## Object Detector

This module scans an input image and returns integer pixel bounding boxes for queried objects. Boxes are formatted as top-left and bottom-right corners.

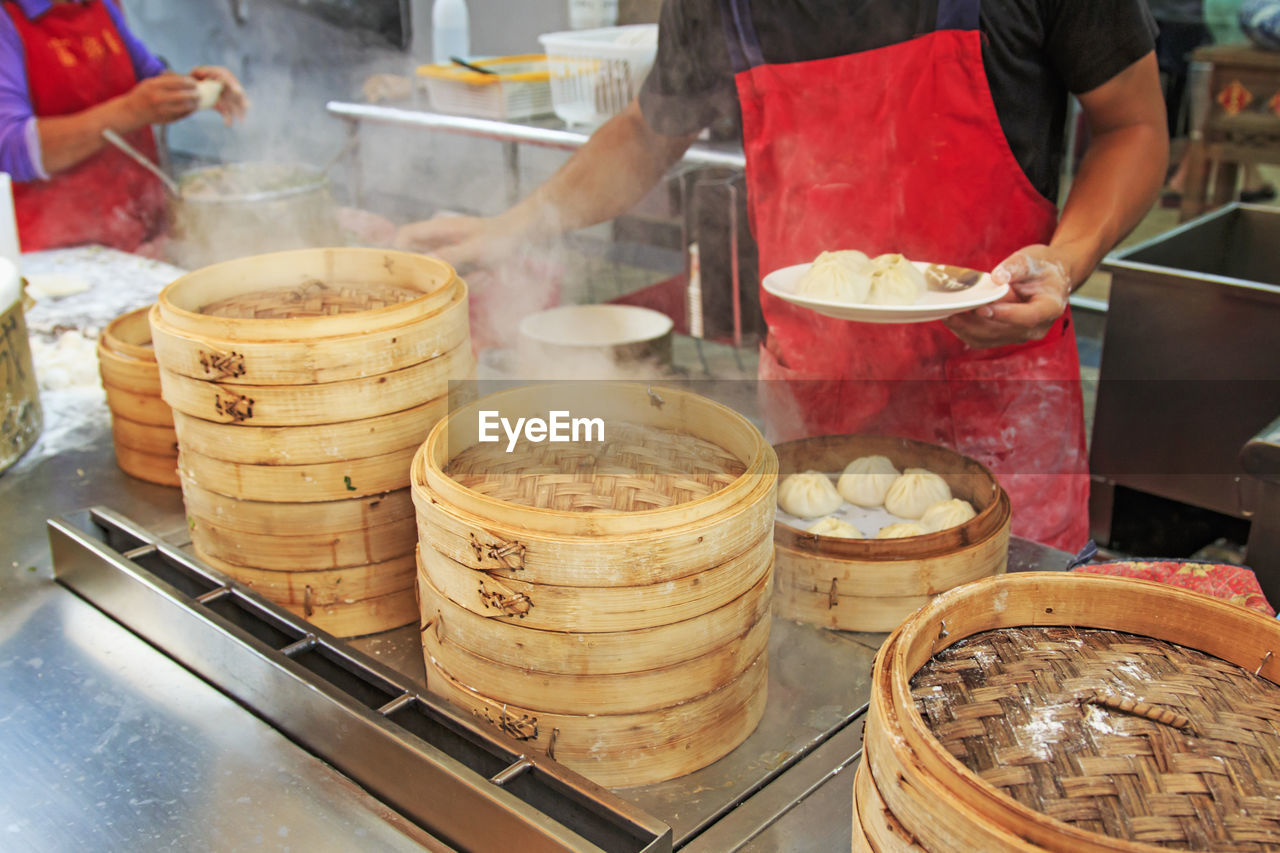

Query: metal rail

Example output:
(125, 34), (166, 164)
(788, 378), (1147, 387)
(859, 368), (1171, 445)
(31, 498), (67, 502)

(49, 507), (671, 853)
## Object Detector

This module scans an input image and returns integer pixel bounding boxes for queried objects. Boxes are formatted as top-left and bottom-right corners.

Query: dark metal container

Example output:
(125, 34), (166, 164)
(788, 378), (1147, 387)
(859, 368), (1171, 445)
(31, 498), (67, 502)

(1090, 203), (1280, 596)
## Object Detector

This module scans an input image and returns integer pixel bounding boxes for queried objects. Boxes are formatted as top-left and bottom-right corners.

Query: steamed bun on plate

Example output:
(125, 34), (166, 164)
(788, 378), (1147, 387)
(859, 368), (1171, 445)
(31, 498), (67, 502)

(837, 454), (900, 507)
(920, 498), (976, 532)
(883, 468), (952, 519)
(809, 516), (864, 539)
(778, 470), (843, 518)
(795, 250), (873, 302)
(877, 522), (927, 539)
(866, 253), (927, 306)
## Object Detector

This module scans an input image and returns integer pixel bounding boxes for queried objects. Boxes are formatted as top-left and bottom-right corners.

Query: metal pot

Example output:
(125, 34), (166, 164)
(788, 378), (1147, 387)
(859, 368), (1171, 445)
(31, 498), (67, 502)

(0, 260), (42, 474)
(168, 162), (342, 270)
(516, 304), (674, 379)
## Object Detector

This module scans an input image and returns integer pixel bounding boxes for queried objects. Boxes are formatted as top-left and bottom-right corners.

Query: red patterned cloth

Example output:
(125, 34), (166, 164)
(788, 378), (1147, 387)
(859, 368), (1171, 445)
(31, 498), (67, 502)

(1074, 561), (1276, 617)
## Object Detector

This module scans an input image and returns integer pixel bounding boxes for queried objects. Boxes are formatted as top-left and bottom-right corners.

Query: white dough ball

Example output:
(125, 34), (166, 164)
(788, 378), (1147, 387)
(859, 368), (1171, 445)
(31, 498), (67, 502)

(778, 470), (843, 518)
(808, 516), (864, 538)
(866, 253), (927, 306)
(837, 454), (900, 507)
(884, 468), (952, 519)
(920, 498), (977, 533)
(877, 522), (927, 539)
(795, 250), (873, 303)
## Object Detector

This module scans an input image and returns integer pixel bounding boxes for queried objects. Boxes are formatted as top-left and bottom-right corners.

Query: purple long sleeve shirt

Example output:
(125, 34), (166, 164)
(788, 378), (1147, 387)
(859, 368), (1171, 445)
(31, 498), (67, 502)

(0, 0), (164, 181)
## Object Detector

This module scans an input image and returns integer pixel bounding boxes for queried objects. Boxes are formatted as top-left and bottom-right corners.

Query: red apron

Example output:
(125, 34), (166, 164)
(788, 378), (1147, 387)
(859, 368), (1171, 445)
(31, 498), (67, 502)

(6, 0), (166, 253)
(724, 0), (1089, 550)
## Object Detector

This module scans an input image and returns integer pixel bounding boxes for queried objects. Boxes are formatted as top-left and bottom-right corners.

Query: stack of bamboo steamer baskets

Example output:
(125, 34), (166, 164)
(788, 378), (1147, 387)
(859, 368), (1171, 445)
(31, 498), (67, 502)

(774, 435), (1010, 633)
(855, 572), (1280, 852)
(151, 248), (473, 637)
(412, 382), (778, 787)
(98, 306), (179, 486)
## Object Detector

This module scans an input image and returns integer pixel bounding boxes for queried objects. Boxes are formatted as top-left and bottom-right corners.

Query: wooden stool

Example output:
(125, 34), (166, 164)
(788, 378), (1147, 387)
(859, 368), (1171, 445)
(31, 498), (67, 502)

(1181, 44), (1280, 221)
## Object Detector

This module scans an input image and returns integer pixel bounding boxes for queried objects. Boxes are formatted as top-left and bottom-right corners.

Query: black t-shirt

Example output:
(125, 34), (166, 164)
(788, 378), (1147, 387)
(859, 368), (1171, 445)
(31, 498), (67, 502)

(638, 0), (1157, 201)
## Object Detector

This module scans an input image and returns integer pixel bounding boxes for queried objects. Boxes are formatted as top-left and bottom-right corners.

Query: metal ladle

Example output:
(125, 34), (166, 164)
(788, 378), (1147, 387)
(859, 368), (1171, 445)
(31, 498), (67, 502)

(101, 128), (181, 197)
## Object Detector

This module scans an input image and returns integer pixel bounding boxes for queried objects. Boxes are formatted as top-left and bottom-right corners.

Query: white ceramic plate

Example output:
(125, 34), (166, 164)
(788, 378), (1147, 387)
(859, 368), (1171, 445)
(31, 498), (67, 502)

(762, 261), (1009, 324)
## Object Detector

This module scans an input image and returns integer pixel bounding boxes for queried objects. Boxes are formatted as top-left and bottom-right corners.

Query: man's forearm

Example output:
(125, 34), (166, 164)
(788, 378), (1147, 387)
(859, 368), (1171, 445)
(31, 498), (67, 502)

(1051, 122), (1166, 288)
(37, 95), (143, 175)
(496, 100), (698, 242)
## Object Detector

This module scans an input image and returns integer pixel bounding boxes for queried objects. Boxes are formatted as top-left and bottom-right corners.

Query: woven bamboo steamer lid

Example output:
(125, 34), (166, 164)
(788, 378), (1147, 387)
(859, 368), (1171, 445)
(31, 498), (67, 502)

(154, 247), (457, 342)
(110, 415), (178, 457)
(418, 381), (775, 536)
(179, 477), (413, 535)
(149, 281), (468, 386)
(424, 651), (768, 788)
(103, 382), (174, 427)
(414, 468), (776, 587)
(189, 513), (416, 571)
(195, 546), (416, 638)
(98, 306), (162, 393)
(418, 530), (772, 632)
(417, 565), (773, 676)
(863, 625), (1046, 853)
(178, 443), (419, 502)
(869, 573), (1280, 853)
(111, 437), (180, 487)
(169, 396), (447, 466)
(194, 546), (414, 606)
(158, 342), (473, 426)
(421, 580), (770, 714)
(772, 434), (1010, 632)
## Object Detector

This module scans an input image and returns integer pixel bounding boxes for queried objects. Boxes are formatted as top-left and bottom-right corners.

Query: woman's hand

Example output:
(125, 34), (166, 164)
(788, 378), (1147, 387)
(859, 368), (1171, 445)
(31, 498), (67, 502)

(123, 72), (199, 125)
(943, 244), (1078, 349)
(190, 66), (250, 125)
(393, 214), (502, 273)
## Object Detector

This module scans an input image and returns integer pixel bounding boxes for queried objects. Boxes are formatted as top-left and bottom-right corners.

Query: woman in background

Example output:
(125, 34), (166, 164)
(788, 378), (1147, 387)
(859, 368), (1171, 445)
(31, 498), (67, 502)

(0, 0), (247, 254)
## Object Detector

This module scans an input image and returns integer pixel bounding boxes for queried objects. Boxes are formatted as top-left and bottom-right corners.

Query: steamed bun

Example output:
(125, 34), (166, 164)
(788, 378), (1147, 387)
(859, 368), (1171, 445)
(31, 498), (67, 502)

(884, 468), (952, 519)
(837, 455), (900, 507)
(795, 250), (873, 302)
(809, 516), (864, 539)
(877, 522), (928, 539)
(866, 253), (927, 306)
(920, 498), (976, 532)
(778, 471), (843, 518)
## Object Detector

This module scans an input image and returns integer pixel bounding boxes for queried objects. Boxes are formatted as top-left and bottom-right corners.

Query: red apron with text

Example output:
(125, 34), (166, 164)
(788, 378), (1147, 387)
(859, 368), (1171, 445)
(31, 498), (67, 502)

(723, 0), (1089, 550)
(6, 0), (166, 253)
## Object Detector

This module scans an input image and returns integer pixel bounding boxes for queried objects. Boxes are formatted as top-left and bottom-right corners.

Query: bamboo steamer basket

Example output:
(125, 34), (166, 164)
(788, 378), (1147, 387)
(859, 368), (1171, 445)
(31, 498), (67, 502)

(414, 382), (777, 785)
(194, 546), (416, 636)
(110, 415), (178, 457)
(427, 647), (769, 789)
(179, 478), (414, 535)
(150, 279), (468, 386)
(195, 547), (415, 608)
(157, 344), (471, 427)
(178, 443), (420, 503)
(153, 248), (457, 343)
(110, 439), (179, 487)
(417, 563), (773, 676)
(412, 384), (777, 586)
(859, 573), (1280, 853)
(773, 435), (1010, 633)
(418, 530), (773, 632)
(151, 248), (472, 638)
(419, 554), (771, 714)
(170, 397), (448, 466)
(189, 513), (417, 571)
(99, 306), (179, 486)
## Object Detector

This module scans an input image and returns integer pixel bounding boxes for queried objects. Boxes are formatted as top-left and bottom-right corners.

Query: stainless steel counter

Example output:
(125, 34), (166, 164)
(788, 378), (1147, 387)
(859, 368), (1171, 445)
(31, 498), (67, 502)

(2, 423), (1069, 851)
